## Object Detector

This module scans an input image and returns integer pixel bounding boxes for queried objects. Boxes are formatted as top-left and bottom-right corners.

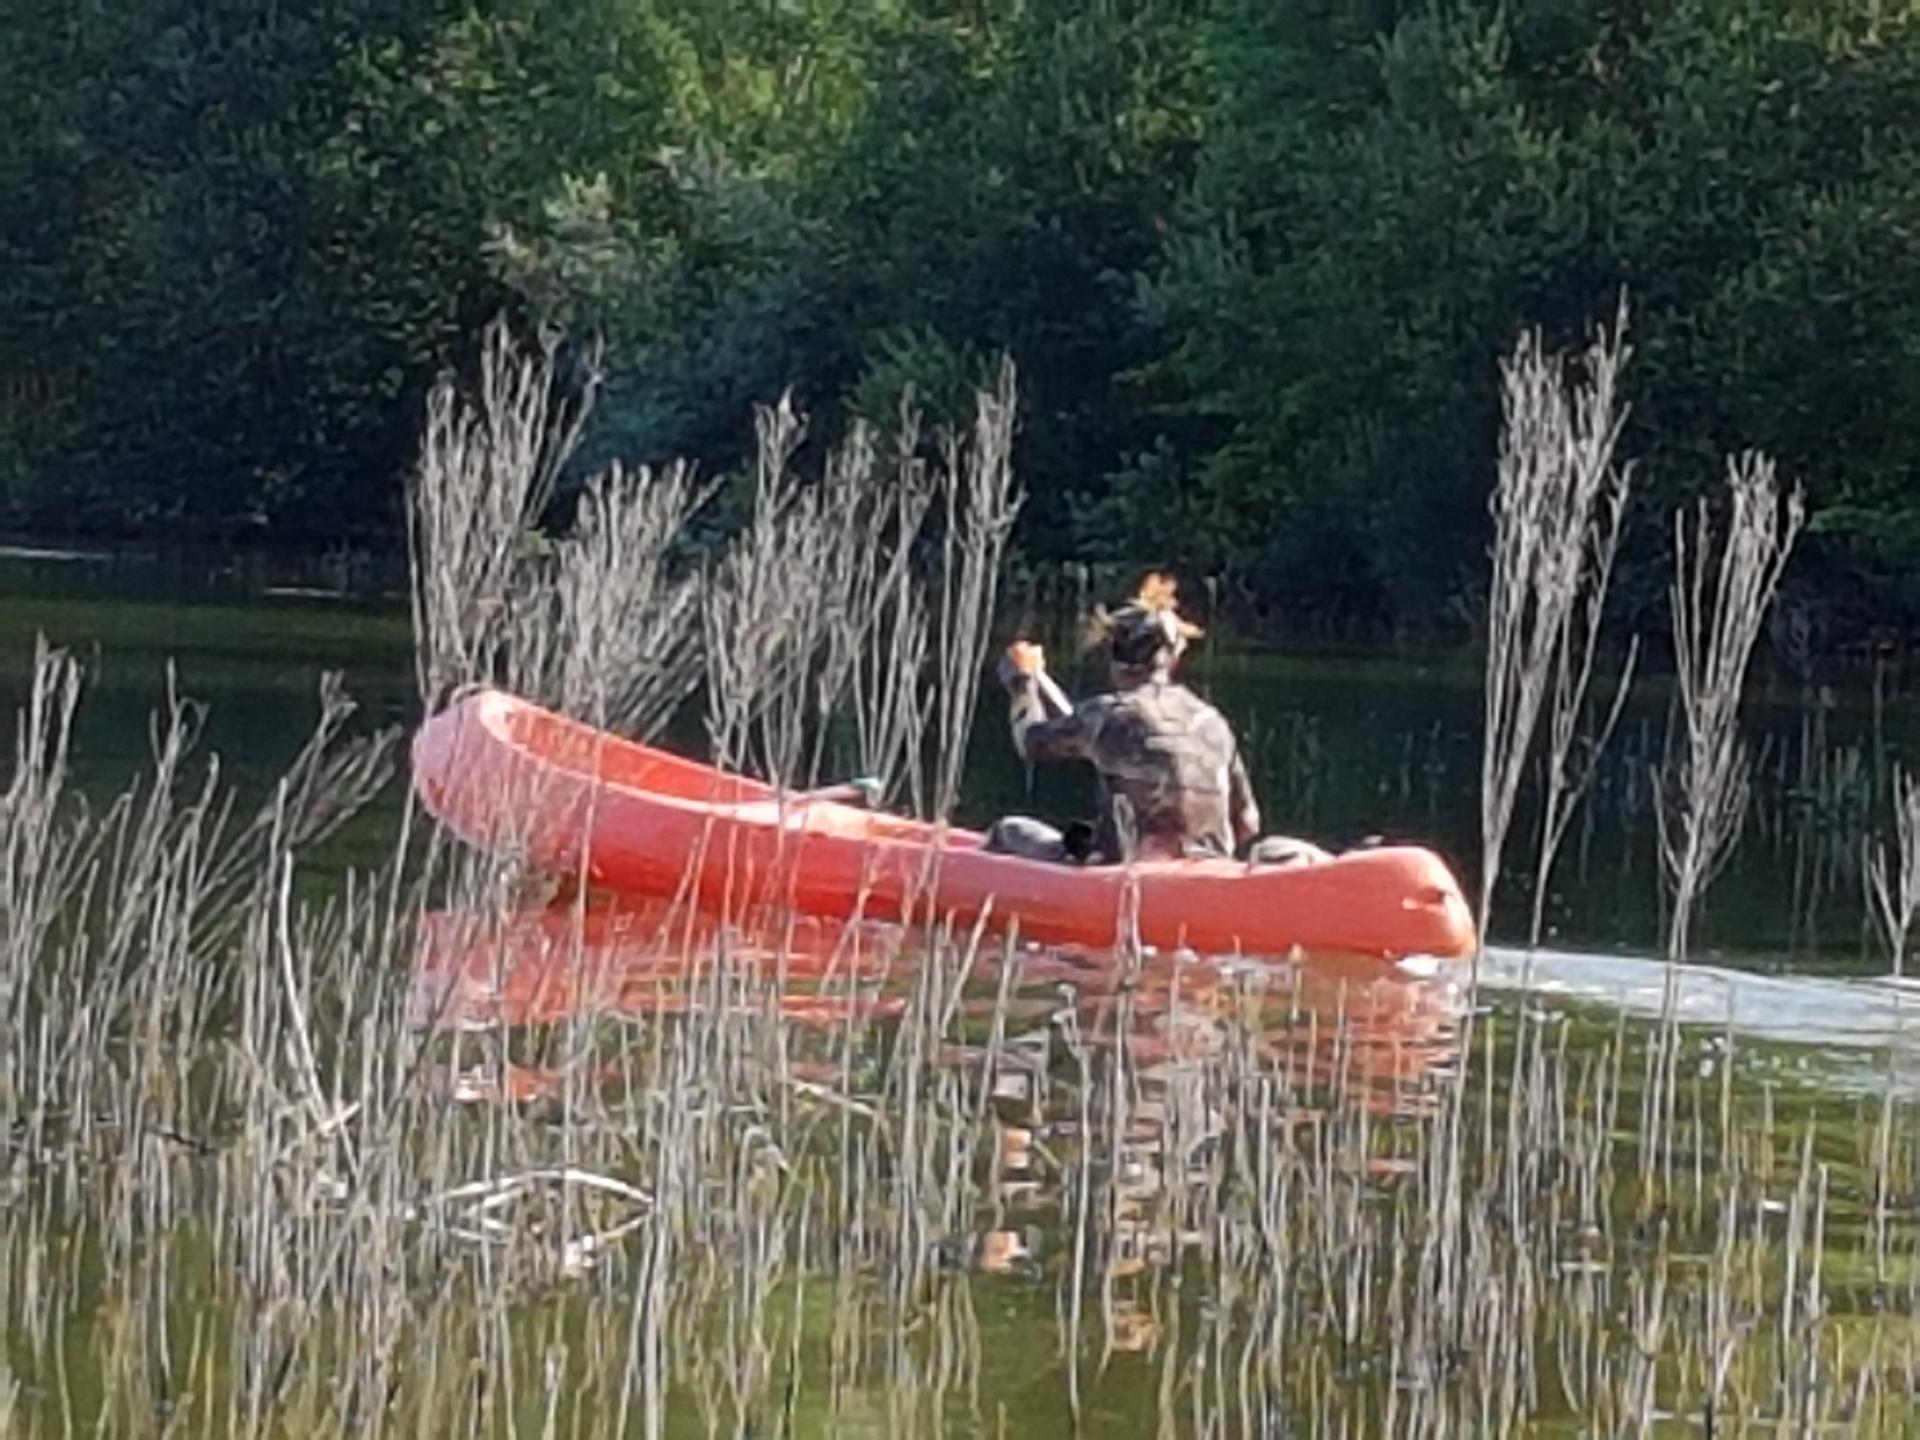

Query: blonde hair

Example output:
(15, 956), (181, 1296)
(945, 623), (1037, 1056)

(1087, 572), (1204, 655)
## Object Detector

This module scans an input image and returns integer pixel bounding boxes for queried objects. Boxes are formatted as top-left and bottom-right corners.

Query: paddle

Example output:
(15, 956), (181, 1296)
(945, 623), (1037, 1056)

(792, 776), (884, 808)
(1033, 670), (1074, 718)
(782, 648), (1071, 819)
(1005, 641), (1075, 718)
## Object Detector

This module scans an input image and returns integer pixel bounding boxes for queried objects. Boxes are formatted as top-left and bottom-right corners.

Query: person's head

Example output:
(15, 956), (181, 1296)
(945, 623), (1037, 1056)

(1093, 573), (1202, 687)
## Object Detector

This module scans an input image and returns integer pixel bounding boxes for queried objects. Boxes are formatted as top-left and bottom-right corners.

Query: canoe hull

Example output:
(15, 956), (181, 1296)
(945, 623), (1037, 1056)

(411, 690), (1477, 960)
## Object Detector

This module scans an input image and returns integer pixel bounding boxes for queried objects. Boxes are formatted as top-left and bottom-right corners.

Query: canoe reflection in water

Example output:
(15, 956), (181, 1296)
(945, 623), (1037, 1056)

(411, 896), (1462, 1097)
(408, 893), (1466, 1345)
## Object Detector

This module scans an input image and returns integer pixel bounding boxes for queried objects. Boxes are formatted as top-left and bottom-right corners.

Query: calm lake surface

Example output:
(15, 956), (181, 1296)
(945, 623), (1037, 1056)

(3, 545), (1910, 967)
(8, 546), (1920, 1436)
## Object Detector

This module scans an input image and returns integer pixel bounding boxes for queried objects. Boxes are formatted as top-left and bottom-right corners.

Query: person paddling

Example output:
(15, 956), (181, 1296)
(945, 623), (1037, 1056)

(987, 573), (1321, 866)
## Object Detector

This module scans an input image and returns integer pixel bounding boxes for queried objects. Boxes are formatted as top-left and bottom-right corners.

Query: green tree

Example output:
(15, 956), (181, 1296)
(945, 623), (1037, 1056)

(1136, 0), (1920, 629)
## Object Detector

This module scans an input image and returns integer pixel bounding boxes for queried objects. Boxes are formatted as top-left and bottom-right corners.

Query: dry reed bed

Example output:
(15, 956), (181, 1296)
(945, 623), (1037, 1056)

(3, 658), (1919, 1437)
(8, 308), (1917, 1436)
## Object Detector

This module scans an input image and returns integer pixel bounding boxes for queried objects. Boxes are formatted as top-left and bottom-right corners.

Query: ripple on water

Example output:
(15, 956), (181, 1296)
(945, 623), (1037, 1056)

(1481, 943), (1920, 1093)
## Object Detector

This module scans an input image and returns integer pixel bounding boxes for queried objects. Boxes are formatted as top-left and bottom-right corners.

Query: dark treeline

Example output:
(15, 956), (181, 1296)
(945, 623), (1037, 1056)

(6, 0), (1920, 641)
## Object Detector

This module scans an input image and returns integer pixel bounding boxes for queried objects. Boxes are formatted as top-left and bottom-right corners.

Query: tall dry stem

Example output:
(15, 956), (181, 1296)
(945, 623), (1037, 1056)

(537, 460), (710, 734)
(845, 405), (936, 807)
(1525, 312), (1638, 946)
(0, 642), (88, 1169)
(1656, 452), (1804, 960)
(407, 318), (602, 706)
(702, 394), (860, 783)
(702, 365), (1018, 816)
(1866, 765), (1920, 976)
(1481, 303), (1634, 943)
(409, 316), (714, 743)
(924, 359), (1022, 822)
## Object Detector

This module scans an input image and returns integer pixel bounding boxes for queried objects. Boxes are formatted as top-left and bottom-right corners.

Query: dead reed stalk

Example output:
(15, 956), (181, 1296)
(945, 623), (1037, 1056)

(409, 315), (710, 740)
(925, 359), (1022, 822)
(846, 406), (937, 807)
(701, 367), (1018, 815)
(1656, 452), (1805, 961)
(12, 316), (1916, 1440)
(1481, 303), (1635, 943)
(1866, 765), (1920, 976)
(540, 460), (710, 735)
(407, 318), (601, 706)
(702, 393), (862, 783)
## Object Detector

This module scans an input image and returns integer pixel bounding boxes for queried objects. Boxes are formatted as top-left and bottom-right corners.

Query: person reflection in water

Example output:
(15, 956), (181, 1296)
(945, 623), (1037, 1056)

(987, 573), (1328, 867)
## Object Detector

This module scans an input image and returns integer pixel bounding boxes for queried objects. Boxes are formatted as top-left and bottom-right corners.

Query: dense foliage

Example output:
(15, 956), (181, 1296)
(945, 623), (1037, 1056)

(6, 0), (1920, 636)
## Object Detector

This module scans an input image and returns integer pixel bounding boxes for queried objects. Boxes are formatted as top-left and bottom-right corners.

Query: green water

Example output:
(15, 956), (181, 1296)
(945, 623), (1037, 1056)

(3, 546), (1910, 965)
(8, 547), (1920, 1436)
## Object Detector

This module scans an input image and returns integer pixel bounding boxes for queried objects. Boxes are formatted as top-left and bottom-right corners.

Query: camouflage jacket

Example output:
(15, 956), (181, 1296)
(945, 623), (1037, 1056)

(1009, 679), (1259, 861)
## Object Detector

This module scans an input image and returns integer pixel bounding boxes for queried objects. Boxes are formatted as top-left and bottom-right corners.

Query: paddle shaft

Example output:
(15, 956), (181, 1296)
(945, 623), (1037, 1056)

(794, 672), (1068, 809)
(1033, 669), (1074, 718)
(795, 776), (883, 807)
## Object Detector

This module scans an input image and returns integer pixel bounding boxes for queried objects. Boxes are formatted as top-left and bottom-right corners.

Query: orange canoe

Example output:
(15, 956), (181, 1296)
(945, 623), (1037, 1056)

(410, 689), (1477, 960)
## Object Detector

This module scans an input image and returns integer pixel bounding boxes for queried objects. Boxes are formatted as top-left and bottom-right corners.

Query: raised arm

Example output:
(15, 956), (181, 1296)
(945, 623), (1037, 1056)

(997, 642), (1090, 763)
